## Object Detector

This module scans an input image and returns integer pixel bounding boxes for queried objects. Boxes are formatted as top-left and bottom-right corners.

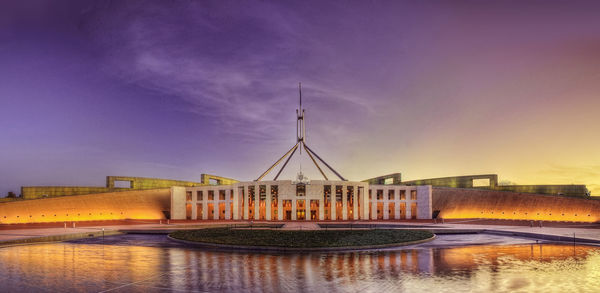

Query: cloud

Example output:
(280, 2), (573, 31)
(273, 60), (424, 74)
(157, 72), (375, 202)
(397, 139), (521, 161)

(79, 1), (372, 143)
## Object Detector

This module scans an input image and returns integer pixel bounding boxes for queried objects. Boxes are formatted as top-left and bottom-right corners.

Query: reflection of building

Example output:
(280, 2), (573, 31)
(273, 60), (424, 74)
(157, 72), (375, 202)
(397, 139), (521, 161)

(170, 180), (432, 221)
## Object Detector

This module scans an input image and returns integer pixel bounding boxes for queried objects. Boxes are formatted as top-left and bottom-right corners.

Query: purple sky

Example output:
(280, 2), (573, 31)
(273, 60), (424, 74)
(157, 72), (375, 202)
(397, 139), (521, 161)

(2, 0), (600, 195)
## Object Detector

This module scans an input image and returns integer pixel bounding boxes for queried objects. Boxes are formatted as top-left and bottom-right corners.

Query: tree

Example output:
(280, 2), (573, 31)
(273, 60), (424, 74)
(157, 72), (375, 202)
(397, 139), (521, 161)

(7, 191), (16, 198)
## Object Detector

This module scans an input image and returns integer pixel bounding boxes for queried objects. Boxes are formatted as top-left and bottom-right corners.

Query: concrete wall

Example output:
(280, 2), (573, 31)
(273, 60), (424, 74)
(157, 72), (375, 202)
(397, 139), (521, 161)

(21, 186), (128, 199)
(433, 187), (600, 222)
(0, 189), (170, 224)
(417, 185), (433, 220)
(369, 185), (432, 220)
(494, 184), (588, 197)
(170, 186), (186, 221)
(363, 173), (402, 185)
(0, 197), (19, 203)
(106, 176), (204, 189)
(200, 174), (239, 185)
(403, 174), (499, 189)
(367, 173), (589, 197)
(21, 174), (237, 199)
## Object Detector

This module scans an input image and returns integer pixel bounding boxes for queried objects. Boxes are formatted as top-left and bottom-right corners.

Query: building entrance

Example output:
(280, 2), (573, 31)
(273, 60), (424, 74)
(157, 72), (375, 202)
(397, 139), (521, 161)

(310, 200), (319, 220)
(296, 200), (306, 220)
(283, 200), (292, 220)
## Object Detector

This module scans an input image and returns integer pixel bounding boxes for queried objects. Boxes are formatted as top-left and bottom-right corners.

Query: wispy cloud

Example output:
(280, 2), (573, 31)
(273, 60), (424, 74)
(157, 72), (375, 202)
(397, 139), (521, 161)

(80, 1), (371, 143)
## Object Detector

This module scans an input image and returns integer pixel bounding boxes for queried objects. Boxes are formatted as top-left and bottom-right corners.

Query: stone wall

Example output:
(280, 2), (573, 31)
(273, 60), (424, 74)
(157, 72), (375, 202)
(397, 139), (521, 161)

(433, 187), (600, 222)
(366, 173), (589, 197)
(21, 174), (237, 199)
(106, 176), (204, 189)
(200, 174), (239, 185)
(403, 174), (499, 188)
(21, 186), (127, 199)
(0, 189), (170, 224)
(493, 184), (588, 197)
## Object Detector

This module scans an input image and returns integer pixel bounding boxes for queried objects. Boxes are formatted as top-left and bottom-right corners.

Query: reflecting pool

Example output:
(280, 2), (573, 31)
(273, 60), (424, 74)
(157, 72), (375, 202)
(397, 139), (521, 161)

(0, 234), (599, 292)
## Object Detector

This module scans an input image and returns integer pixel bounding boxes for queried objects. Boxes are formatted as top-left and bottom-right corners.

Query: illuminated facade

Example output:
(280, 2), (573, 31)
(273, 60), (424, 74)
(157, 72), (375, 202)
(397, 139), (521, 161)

(170, 180), (432, 221)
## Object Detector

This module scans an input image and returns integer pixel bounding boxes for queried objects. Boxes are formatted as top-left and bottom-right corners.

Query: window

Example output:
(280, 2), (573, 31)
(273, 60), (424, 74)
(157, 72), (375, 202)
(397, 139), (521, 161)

(271, 186), (279, 203)
(400, 190), (406, 200)
(324, 185), (331, 202)
(114, 180), (132, 188)
(197, 191), (203, 201)
(376, 190), (383, 200)
(260, 185), (267, 201)
(410, 190), (417, 200)
(248, 186), (255, 203)
(219, 190), (226, 200)
(335, 186), (343, 202)
(473, 178), (490, 187)
(208, 190), (214, 201)
(369, 189), (372, 200)
(186, 191), (192, 201)
(388, 190), (395, 200)
(296, 184), (306, 197)
(230, 189), (234, 200)
(347, 186), (354, 205)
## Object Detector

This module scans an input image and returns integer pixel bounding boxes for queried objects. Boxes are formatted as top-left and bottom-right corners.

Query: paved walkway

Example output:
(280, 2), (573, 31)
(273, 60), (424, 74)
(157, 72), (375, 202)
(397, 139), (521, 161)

(281, 222), (320, 230)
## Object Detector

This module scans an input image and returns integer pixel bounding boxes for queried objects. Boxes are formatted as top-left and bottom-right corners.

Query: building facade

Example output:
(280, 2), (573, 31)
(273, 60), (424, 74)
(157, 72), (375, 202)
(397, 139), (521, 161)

(171, 180), (432, 221)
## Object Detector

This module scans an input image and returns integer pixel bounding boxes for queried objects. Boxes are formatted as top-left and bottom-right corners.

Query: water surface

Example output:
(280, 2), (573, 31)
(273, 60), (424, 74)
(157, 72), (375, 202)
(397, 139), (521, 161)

(0, 234), (598, 292)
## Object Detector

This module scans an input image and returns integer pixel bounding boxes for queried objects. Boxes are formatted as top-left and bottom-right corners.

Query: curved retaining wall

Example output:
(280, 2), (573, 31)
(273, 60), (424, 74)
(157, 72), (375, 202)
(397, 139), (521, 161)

(433, 187), (600, 222)
(4, 186), (599, 224)
(0, 189), (170, 224)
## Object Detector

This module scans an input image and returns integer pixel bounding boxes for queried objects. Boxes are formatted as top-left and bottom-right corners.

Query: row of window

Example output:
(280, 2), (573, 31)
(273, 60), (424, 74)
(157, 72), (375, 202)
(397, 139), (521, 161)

(186, 187), (418, 202)
(370, 189), (417, 201)
(186, 190), (234, 201)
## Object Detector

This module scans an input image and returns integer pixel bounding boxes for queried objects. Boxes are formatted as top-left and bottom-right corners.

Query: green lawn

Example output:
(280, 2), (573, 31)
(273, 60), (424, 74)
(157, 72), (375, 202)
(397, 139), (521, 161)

(169, 228), (433, 248)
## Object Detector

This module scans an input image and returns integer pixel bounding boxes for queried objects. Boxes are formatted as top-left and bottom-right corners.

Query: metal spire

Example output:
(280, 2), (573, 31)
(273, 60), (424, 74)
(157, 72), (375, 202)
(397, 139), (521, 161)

(255, 83), (347, 181)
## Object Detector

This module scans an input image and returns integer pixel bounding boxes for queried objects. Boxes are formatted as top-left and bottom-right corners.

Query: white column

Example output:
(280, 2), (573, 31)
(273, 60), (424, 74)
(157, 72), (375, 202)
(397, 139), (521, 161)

(319, 198), (324, 220)
(204, 190), (211, 220)
(254, 185), (260, 220)
(278, 197), (283, 220)
(353, 185), (358, 220)
(225, 189), (231, 219)
(243, 186), (249, 220)
(370, 188), (377, 220)
(292, 199), (297, 220)
(394, 189), (400, 220)
(359, 186), (365, 220)
(384, 199), (389, 220)
(191, 189), (197, 220)
(331, 187), (337, 220)
(366, 188), (370, 220)
(233, 187), (240, 220)
(405, 189), (412, 219)
(266, 184), (272, 220)
(342, 185), (348, 220)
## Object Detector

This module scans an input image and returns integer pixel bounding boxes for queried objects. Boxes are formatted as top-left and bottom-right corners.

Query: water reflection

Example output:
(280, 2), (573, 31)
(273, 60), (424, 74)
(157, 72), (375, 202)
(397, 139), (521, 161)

(0, 235), (599, 292)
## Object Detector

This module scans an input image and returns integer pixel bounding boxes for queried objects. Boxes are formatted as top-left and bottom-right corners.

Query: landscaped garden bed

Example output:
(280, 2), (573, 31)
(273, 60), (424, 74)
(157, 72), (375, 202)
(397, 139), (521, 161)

(169, 228), (434, 249)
